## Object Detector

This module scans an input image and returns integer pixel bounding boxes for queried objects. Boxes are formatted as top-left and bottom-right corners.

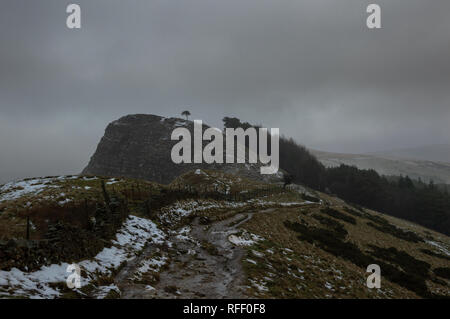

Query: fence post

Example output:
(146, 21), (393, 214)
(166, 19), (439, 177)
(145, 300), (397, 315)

(137, 183), (141, 199)
(26, 216), (30, 240)
(131, 184), (135, 199)
(145, 199), (151, 217)
(101, 179), (111, 207)
(84, 197), (89, 227)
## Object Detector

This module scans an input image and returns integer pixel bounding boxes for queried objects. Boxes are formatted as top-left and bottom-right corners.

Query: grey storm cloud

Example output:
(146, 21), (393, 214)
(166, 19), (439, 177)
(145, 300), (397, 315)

(0, 0), (449, 182)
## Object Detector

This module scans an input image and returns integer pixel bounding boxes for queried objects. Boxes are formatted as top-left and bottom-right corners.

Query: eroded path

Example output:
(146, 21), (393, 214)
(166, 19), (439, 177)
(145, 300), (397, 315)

(116, 212), (253, 298)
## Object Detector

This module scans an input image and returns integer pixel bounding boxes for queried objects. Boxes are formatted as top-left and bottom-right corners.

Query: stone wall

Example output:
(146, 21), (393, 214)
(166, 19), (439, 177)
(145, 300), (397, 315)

(0, 196), (127, 272)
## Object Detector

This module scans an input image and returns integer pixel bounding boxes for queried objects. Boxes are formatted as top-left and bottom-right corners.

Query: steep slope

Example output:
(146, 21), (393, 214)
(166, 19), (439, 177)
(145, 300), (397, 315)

(82, 114), (282, 184)
(311, 149), (450, 184)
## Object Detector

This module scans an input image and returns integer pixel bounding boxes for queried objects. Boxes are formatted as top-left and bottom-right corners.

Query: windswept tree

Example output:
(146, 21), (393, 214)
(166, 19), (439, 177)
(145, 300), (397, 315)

(182, 110), (191, 120)
(223, 117), (252, 130)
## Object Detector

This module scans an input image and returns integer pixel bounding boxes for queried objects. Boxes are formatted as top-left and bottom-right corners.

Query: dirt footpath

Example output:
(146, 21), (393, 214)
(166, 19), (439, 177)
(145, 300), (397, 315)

(116, 213), (253, 298)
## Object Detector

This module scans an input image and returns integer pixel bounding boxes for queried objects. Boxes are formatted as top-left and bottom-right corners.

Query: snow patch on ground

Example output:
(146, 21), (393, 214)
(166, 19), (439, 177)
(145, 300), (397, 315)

(228, 231), (264, 247)
(249, 279), (268, 292)
(58, 198), (71, 206)
(426, 240), (450, 256)
(173, 119), (188, 127)
(138, 256), (168, 273)
(195, 169), (206, 175)
(252, 250), (264, 258)
(246, 259), (257, 265)
(0, 215), (166, 299)
(0, 178), (60, 202)
(0, 175), (101, 204)
(247, 198), (312, 207)
(325, 282), (335, 291)
(82, 176), (98, 181)
(131, 255), (168, 282)
(173, 226), (197, 243)
(159, 200), (247, 225)
(95, 284), (121, 299)
(159, 198), (313, 226)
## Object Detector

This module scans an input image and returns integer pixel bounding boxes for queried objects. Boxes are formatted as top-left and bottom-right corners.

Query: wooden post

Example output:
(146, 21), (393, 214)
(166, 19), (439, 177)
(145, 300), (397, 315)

(137, 183), (141, 199)
(145, 200), (151, 217)
(84, 198), (89, 227)
(101, 180), (112, 215)
(26, 216), (30, 240)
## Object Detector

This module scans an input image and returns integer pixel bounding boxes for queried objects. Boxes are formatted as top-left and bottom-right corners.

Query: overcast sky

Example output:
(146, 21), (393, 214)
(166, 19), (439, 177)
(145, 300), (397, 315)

(1, 0), (449, 182)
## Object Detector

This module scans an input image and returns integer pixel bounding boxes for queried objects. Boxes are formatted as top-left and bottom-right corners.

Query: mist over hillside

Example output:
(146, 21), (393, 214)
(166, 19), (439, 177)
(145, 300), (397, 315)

(311, 149), (450, 184)
(372, 144), (450, 164)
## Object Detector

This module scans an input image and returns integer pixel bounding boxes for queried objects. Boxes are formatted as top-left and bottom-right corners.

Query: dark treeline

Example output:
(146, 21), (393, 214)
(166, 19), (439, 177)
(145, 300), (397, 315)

(223, 117), (450, 235)
(325, 166), (450, 235)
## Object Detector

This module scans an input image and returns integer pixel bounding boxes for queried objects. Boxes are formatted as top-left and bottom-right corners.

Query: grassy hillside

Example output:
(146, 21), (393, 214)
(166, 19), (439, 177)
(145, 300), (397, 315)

(242, 198), (450, 298)
(0, 171), (449, 299)
(169, 171), (450, 298)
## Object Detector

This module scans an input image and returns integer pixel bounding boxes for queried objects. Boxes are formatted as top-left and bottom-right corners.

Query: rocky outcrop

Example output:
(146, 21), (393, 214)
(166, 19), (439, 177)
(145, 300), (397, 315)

(82, 114), (282, 184)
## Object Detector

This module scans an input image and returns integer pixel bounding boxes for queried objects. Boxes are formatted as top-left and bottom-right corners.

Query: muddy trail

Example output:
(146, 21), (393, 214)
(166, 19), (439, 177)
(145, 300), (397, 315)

(116, 212), (256, 298)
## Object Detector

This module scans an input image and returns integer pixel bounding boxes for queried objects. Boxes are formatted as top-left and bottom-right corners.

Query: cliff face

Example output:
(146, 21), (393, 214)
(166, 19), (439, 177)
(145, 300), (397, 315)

(82, 114), (282, 184)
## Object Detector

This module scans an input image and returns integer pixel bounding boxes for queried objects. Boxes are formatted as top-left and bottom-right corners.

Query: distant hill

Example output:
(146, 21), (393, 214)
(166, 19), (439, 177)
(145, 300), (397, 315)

(311, 149), (450, 184)
(372, 144), (450, 163)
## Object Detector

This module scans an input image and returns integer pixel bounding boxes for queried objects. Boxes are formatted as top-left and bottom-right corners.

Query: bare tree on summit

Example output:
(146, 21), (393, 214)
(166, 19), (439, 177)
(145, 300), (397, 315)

(182, 110), (191, 120)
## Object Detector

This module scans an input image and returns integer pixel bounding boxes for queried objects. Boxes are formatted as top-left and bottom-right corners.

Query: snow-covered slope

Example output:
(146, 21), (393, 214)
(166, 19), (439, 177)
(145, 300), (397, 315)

(0, 215), (166, 299)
